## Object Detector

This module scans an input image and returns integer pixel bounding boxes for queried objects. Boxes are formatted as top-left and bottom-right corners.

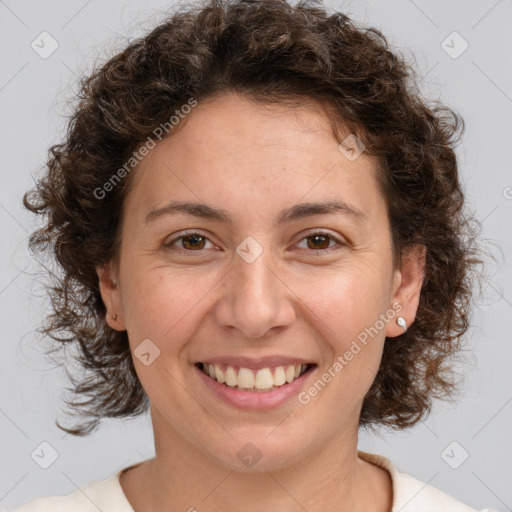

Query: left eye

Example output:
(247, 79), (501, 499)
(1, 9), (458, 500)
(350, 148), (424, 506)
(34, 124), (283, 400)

(164, 231), (343, 254)
(295, 232), (342, 252)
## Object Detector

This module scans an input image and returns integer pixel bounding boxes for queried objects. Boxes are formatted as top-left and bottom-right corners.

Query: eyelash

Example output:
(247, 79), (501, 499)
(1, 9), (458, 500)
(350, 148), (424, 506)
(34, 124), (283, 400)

(164, 229), (345, 256)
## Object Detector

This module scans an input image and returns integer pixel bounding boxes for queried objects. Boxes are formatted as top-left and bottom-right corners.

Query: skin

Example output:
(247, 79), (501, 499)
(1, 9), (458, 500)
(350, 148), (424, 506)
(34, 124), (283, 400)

(97, 92), (425, 512)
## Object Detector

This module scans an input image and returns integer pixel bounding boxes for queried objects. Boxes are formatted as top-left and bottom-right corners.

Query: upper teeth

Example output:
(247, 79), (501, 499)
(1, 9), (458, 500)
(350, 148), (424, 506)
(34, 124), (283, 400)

(201, 363), (308, 390)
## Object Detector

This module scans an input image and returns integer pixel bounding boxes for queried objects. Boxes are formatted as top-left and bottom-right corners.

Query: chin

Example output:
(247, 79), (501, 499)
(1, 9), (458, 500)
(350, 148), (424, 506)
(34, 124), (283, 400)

(206, 433), (310, 473)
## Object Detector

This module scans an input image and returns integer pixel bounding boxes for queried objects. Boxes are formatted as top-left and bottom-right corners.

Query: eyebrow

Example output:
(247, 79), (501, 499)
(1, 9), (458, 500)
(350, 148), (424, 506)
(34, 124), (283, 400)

(144, 199), (368, 225)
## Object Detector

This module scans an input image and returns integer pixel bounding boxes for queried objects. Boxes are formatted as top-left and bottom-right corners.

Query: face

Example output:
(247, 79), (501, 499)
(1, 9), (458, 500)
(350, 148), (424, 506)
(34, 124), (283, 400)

(98, 92), (424, 472)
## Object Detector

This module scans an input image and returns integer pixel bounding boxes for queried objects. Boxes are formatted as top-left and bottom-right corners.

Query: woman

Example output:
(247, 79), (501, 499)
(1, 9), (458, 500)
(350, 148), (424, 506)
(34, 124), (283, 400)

(14, 0), (494, 510)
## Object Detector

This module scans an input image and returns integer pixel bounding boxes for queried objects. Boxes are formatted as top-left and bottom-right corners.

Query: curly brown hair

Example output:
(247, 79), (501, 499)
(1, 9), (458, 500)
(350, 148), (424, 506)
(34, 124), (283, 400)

(24, 0), (484, 436)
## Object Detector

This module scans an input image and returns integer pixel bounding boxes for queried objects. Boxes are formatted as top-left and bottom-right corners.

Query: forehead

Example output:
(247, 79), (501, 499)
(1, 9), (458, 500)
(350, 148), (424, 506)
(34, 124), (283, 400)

(124, 93), (386, 227)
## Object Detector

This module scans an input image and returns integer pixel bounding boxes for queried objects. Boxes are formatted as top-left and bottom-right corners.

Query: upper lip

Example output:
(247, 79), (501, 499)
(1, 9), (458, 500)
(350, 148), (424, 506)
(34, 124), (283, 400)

(197, 355), (315, 370)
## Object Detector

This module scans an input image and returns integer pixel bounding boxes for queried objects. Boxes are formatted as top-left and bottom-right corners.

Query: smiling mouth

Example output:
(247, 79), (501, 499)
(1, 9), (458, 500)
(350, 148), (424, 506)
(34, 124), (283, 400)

(196, 362), (315, 392)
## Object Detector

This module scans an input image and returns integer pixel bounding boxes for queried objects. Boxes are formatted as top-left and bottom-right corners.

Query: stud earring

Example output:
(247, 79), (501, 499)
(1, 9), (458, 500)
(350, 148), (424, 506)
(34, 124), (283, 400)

(396, 316), (407, 332)
(112, 313), (117, 320)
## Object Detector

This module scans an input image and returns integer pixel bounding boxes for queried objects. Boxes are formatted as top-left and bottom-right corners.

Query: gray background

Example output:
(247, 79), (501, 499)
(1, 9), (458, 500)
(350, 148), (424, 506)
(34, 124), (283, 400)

(0, 0), (511, 510)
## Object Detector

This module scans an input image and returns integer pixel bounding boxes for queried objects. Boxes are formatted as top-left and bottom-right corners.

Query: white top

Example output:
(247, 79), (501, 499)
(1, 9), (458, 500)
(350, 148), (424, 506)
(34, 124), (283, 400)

(10, 451), (496, 512)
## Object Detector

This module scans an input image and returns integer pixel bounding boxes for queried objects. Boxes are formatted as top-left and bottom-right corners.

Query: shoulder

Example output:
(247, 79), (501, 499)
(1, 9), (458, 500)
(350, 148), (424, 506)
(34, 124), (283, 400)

(357, 450), (496, 512)
(10, 468), (135, 512)
(391, 471), (492, 512)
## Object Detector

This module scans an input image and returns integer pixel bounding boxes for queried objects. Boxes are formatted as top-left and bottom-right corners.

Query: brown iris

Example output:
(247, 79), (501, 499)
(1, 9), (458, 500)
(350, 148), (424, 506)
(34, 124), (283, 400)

(306, 234), (331, 250)
(181, 234), (207, 250)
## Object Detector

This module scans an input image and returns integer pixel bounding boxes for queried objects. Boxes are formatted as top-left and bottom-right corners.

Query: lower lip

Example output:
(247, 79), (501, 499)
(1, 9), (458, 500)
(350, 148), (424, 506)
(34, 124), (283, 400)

(195, 364), (316, 411)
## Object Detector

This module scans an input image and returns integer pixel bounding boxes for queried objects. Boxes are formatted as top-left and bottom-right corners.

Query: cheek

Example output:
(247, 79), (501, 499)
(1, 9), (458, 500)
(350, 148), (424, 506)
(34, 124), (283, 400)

(299, 264), (391, 347)
(295, 264), (390, 402)
(297, 275), (388, 420)
(119, 264), (221, 347)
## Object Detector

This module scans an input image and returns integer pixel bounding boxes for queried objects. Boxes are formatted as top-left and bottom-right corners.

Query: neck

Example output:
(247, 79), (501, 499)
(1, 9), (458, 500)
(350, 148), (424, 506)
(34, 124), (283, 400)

(120, 410), (392, 512)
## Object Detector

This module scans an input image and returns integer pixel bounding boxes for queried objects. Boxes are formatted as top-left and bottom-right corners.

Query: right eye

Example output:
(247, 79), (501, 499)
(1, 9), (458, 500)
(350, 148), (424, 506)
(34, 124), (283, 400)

(164, 230), (217, 254)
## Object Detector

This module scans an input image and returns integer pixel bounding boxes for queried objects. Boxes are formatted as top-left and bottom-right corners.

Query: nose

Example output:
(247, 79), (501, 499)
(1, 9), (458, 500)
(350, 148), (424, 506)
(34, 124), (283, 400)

(213, 248), (296, 339)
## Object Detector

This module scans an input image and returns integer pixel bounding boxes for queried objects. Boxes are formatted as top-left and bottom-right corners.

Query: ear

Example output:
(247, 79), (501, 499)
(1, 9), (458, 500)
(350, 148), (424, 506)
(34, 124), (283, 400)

(96, 262), (126, 331)
(385, 244), (426, 338)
